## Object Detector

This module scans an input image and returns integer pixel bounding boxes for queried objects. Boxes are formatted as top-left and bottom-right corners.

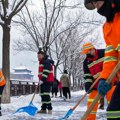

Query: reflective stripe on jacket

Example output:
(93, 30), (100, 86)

(0, 70), (6, 86)
(83, 49), (104, 89)
(38, 57), (54, 83)
(100, 13), (120, 80)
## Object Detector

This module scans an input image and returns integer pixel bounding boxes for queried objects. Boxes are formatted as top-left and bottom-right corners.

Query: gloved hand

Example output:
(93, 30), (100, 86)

(98, 79), (111, 97)
(87, 89), (92, 94)
(85, 82), (92, 94)
(39, 80), (43, 85)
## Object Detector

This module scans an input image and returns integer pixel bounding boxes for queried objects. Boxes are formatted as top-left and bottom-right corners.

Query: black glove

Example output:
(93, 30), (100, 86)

(85, 82), (92, 93)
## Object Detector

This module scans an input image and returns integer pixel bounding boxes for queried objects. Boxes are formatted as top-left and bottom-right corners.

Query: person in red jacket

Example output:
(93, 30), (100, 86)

(37, 48), (54, 114)
(0, 70), (6, 116)
(81, 42), (116, 120)
(84, 0), (120, 119)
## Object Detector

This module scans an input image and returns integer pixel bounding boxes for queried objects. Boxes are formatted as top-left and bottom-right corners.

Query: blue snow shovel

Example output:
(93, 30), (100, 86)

(59, 109), (73, 120)
(15, 84), (39, 116)
(59, 93), (87, 120)
(59, 77), (100, 120)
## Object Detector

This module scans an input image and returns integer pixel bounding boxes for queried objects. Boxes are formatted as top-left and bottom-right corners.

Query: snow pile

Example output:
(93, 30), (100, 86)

(0, 90), (106, 120)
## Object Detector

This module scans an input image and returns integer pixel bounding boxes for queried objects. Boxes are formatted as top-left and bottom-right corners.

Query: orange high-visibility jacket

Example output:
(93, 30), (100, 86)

(0, 70), (6, 86)
(100, 13), (120, 80)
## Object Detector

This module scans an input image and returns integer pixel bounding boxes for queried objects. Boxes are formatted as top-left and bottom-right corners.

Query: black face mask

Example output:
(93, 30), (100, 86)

(97, 0), (115, 22)
(86, 54), (94, 58)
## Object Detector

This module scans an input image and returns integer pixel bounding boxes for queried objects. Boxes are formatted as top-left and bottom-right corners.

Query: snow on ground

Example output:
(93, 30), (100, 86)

(0, 90), (107, 120)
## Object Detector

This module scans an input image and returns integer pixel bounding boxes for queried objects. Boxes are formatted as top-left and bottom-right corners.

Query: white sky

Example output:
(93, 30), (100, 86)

(0, 26), (38, 80)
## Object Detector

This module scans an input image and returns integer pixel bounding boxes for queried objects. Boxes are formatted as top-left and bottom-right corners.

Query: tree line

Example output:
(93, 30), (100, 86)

(0, 0), (103, 103)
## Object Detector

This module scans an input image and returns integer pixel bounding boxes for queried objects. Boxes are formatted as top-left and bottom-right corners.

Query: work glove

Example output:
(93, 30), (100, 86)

(98, 79), (111, 97)
(85, 82), (92, 94)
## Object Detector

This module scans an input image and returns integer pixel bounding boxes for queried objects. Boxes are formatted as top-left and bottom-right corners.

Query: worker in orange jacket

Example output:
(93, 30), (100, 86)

(81, 42), (116, 120)
(84, 0), (120, 119)
(0, 70), (6, 116)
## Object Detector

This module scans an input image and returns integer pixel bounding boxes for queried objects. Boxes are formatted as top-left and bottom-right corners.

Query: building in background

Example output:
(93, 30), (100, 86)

(10, 66), (38, 96)
(10, 66), (34, 81)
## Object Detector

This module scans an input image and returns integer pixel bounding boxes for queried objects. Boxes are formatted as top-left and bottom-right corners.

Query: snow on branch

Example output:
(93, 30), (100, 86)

(0, 17), (4, 25)
(9, 0), (28, 18)
(0, 0), (28, 21)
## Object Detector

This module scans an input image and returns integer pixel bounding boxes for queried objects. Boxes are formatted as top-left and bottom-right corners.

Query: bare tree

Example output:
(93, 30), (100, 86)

(0, 0), (28, 103)
(12, 0), (84, 74)
(58, 28), (83, 87)
(12, 0), (103, 89)
(13, 0), (76, 52)
(58, 20), (103, 89)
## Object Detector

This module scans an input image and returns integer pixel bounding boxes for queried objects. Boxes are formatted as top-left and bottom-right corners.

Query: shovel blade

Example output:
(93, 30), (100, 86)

(59, 109), (73, 120)
(16, 102), (38, 116)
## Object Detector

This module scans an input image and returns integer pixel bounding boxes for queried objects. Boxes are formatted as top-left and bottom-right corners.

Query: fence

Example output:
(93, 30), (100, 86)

(10, 80), (39, 96)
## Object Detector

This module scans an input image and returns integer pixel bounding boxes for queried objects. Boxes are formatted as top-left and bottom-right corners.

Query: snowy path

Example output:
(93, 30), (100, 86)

(0, 90), (106, 120)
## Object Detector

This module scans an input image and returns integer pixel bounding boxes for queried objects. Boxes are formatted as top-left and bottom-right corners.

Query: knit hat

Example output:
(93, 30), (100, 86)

(37, 47), (45, 55)
(81, 42), (95, 54)
(84, 0), (104, 10)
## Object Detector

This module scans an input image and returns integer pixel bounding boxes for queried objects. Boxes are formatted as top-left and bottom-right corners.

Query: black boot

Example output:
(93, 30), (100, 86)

(99, 104), (104, 110)
(99, 97), (104, 110)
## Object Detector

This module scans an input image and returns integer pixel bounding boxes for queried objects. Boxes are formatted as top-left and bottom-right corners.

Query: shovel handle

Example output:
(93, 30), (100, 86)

(31, 83), (39, 102)
(72, 76), (100, 111)
(72, 92), (87, 110)
(89, 77), (100, 90)
(81, 61), (120, 120)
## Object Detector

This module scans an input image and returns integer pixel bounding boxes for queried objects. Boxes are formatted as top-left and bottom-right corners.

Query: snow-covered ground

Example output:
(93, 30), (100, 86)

(0, 90), (107, 120)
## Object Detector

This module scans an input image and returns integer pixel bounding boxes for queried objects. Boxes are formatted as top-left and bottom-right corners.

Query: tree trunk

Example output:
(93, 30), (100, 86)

(2, 24), (11, 103)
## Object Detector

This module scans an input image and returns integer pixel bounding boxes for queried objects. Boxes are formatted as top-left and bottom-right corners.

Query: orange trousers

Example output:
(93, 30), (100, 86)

(87, 86), (116, 120)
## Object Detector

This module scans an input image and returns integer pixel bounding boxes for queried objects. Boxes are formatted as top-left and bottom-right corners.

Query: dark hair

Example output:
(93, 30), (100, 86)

(64, 70), (68, 74)
(37, 48), (45, 55)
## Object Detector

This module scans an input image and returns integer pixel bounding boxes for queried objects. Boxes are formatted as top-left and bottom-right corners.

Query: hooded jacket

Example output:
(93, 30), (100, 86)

(83, 49), (105, 90)
(100, 13), (120, 80)
(38, 55), (54, 83)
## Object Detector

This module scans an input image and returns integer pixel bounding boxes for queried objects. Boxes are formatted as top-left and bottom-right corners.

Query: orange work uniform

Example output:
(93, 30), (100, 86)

(83, 48), (116, 120)
(87, 86), (116, 120)
(100, 13), (120, 79)
(100, 13), (120, 119)
(0, 70), (6, 86)
(0, 70), (6, 96)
